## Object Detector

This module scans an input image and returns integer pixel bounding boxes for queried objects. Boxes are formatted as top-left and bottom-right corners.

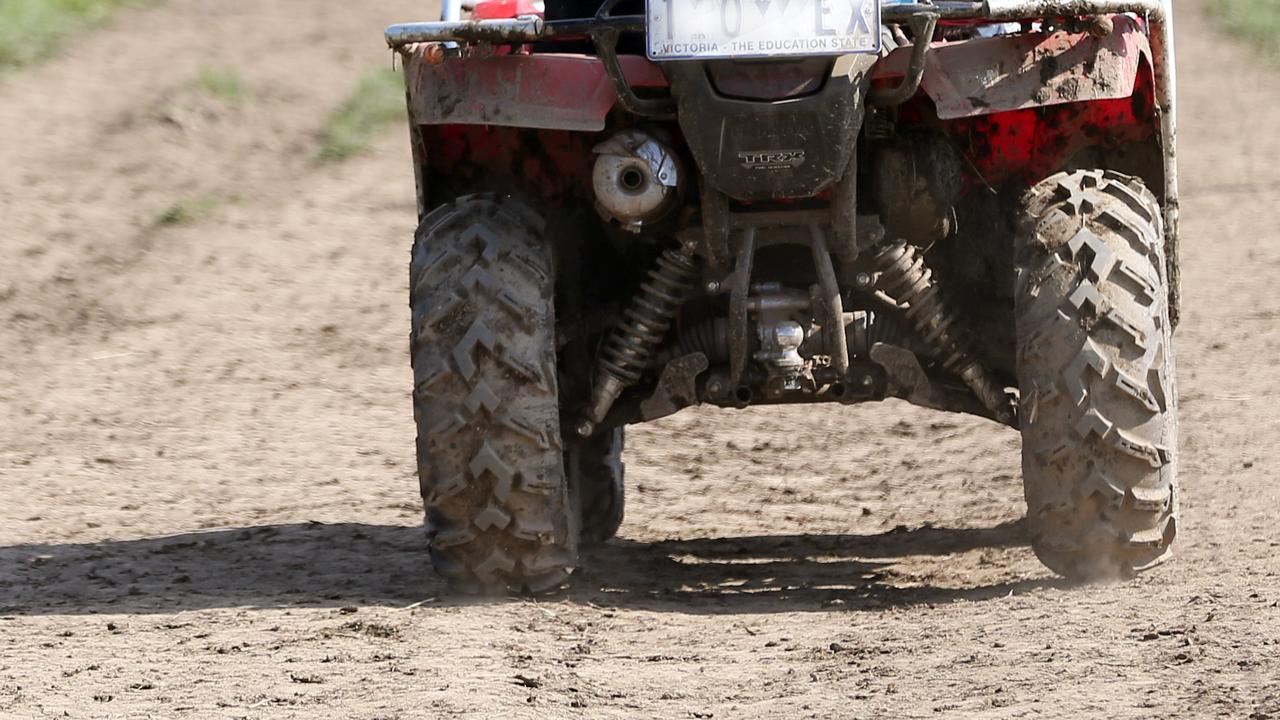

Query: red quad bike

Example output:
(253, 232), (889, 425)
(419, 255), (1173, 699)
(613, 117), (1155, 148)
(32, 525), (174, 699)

(386, 0), (1180, 593)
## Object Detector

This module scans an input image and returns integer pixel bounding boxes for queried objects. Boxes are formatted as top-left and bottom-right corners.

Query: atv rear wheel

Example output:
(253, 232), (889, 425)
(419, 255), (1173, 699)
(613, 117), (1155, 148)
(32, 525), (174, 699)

(573, 427), (625, 544)
(410, 195), (578, 594)
(1014, 170), (1178, 581)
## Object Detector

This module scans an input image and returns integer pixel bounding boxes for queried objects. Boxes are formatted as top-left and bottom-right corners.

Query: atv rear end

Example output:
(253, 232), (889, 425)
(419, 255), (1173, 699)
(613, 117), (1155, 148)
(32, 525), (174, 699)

(388, 0), (1181, 592)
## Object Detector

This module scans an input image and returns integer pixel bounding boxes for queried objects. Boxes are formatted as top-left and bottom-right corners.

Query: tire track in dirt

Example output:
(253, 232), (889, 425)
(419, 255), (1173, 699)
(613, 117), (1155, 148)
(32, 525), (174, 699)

(0, 0), (425, 536)
(0, 0), (422, 337)
(2, 0), (1279, 718)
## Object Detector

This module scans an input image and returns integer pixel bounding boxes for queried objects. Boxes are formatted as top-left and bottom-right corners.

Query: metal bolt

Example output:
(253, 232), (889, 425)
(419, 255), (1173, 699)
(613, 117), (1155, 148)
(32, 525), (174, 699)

(575, 419), (595, 437)
(855, 272), (873, 289)
(705, 280), (721, 294)
(706, 379), (724, 396)
(861, 374), (876, 388)
(424, 42), (446, 65)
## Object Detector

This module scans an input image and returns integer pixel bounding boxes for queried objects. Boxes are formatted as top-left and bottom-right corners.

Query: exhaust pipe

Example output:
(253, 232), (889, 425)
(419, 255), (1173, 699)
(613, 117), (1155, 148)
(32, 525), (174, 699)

(592, 131), (682, 233)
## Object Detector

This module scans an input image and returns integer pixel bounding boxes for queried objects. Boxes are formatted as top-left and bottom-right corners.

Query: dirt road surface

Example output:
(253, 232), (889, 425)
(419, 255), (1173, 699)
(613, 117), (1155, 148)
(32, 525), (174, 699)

(2, 1), (1278, 717)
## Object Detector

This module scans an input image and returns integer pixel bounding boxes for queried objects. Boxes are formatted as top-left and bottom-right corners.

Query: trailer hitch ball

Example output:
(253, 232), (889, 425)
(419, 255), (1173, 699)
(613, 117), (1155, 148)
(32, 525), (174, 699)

(592, 131), (682, 233)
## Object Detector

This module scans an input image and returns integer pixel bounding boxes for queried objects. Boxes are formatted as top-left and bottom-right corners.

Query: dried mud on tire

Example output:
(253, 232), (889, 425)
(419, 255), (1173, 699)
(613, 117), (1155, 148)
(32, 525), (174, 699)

(410, 195), (578, 595)
(575, 426), (626, 545)
(1015, 170), (1179, 580)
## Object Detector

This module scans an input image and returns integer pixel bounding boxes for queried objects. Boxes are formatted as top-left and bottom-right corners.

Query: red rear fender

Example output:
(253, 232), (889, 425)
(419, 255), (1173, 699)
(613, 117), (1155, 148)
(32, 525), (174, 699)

(404, 50), (668, 132)
(872, 15), (1153, 119)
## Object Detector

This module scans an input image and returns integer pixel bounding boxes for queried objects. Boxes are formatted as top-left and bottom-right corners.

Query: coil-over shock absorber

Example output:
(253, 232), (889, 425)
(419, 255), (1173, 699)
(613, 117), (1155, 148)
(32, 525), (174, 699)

(577, 245), (700, 436)
(873, 240), (1015, 424)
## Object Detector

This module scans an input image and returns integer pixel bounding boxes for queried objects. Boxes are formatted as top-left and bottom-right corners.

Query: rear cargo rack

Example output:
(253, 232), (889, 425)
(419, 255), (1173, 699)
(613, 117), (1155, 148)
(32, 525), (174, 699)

(385, 1), (1168, 48)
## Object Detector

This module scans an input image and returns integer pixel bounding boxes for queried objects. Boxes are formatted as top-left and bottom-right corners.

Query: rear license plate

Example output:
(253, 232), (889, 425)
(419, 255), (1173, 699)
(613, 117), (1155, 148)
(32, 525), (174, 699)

(646, 0), (881, 61)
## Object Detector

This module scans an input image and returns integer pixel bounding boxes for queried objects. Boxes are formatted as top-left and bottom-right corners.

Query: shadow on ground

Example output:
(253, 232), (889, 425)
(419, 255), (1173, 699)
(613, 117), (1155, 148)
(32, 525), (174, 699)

(0, 519), (1049, 616)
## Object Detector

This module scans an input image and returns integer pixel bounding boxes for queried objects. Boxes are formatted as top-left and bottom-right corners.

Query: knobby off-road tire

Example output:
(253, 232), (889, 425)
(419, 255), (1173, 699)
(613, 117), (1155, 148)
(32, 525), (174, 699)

(1015, 170), (1178, 581)
(575, 427), (625, 545)
(410, 195), (578, 594)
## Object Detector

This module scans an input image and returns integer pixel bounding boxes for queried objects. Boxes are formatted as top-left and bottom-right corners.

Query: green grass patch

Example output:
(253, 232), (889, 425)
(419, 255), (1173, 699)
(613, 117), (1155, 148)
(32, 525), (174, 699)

(153, 196), (219, 227)
(0, 0), (156, 70)
(1213, 0), (1280, 60)
(196, 66), (250, 104)
(316, 69), (405, 163)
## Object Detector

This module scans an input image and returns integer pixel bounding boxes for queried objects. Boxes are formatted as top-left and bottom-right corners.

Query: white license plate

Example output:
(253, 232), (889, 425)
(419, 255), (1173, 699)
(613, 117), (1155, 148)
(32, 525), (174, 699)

(646, 0), (882, 61)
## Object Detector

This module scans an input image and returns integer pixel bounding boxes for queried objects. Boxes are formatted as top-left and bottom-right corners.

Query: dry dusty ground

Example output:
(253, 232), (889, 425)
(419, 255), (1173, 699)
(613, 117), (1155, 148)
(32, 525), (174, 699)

(1, 1), (1279, 718)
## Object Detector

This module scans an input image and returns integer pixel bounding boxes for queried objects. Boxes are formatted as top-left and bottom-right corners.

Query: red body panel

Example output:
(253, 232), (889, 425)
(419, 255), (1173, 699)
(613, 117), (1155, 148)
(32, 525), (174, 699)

(406, 17), (1159, 205)
(425, 125), (596, 204)
(471, 0), (541, 19)
(405, 16), (1152, 131)
(873, 15), (1152, 120)
(404, 51), (667, 132)
(938, 67), (1157, 187)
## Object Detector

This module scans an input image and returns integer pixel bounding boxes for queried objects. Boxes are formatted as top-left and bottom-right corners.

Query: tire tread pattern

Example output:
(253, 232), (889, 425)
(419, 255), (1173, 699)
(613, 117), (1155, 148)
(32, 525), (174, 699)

(1015, 170), (1179, 580)
(577, 428), (626, 545)
(410, 194), (577, 594)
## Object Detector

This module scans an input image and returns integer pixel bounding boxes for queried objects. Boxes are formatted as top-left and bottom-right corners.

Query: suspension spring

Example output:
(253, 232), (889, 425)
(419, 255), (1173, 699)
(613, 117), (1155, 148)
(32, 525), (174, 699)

(579, 245), (699, 435)
(874, 241), (968, 370)
(601, 246), (699, 383)
(873, 240), (1015, 424)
